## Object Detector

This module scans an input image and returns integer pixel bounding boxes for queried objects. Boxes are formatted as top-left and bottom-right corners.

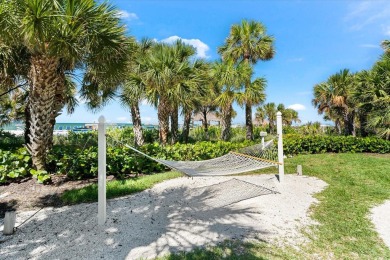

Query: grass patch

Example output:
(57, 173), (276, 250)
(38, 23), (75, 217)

(287, 153), (390, 259)
(160, 240), (295, 260)
(61, 171), (183, 204)
(165, 153), (390, 259)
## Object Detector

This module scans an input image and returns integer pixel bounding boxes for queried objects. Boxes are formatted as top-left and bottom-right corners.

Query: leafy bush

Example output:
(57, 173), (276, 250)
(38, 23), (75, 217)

(0, 148), (31, 183)
(0, 130), (24, 150)
(47, 140), (253, 180)
(284, 135), (390, 155)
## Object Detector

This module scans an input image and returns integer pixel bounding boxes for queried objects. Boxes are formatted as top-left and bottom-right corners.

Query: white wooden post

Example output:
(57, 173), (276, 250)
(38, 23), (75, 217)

(297, 165), (303, 176)
(3, 211), (16, 235)
(276, 111), (284, 182)
(98, 116), (106, 225)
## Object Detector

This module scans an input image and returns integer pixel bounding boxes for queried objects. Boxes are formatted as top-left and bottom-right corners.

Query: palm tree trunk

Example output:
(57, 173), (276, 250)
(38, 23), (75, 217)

(335, 118), (342, 134)
(24, 103), (31, 145)
(245, 104), (253, 140)
(170, 105), (179, 144)
(359, 112), (368, 137)
(130, 102), (144, 146)
(182, 108), (192, 143)
(26, 56), (59, 170)
(47, 73), (66, 149)
(221, 103), (232, 141)
(201, 110), (209, 140)
(158, 95), (170, 145)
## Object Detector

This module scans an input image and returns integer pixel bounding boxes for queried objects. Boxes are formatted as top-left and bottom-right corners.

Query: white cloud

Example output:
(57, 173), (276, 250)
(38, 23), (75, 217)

(117, 10), (138, 20)
(345, 1), (390, 33)
(288, 104), (306, 111)
(360, 44), (381, 49)
(287, 57), (304, 62)
(116, 117), (128, 122)
(161, 36), (210, 59)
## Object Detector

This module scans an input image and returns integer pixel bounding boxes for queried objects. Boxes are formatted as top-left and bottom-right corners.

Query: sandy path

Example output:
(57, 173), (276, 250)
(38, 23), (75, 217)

(0, 174), (327, 260)
(370, 200), (390, 249)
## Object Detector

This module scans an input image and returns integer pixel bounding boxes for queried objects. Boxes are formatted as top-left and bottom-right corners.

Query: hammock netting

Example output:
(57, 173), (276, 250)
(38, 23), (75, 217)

(112, 138), (279, 177)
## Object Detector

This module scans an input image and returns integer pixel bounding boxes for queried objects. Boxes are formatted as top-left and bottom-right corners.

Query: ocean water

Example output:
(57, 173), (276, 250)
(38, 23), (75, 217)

(1, 122), (158, 131)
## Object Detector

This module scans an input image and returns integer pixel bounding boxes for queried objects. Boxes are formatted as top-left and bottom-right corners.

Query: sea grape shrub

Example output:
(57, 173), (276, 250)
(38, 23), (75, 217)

(0, 148), (31, 183)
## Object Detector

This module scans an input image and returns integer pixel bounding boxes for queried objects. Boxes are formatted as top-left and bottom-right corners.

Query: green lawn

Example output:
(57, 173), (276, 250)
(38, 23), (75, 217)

(165, 153), (390, 259)
(61, 153), (390, 259)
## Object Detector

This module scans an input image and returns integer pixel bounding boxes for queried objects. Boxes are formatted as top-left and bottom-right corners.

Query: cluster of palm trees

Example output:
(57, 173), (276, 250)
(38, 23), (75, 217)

(255, 103), (300, 133)
(312, 41), (390, 139)
(0, 0), (275, 170)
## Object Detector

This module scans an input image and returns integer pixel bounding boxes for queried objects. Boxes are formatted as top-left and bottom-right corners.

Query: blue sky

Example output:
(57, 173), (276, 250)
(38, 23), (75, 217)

(57, 0), (390, 124)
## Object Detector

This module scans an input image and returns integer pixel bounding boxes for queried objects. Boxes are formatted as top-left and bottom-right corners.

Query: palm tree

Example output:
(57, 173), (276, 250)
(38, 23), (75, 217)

(141, 41), (202, 144)
(120, 39), (153, 147)
(219, 19), (275, 140)
(355, 55), (390, 139)
(263, 103), (277, 133)
(213, 60), (250, 141)
(237, 76), (267, 132)
(254, 106), (266, 125)
(381, 40), (390, 55)
(312, 69), (357, 136)
(193, 77), (220, 140)
(282, 108), (301, 126)
(0, 0), (129, 170)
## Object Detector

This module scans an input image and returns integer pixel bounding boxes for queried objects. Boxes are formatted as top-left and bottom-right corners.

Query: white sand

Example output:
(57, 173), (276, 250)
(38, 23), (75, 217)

(370, 200), (390, 249)
(0, 174), (327, 260)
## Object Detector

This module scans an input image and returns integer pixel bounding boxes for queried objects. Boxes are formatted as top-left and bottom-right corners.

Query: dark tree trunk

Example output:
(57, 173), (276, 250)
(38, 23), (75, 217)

(158, 95), (170, 145)
(170, 105), (179, 144)
(130, 102), (144, 147)
(182, 109), (192, 143)
(245, 104), (253, 140)
(201, 110), (209, 140)
(221, 103), (232, 141)
(359, 112), (368, 137)
(24, 104), (31, 145)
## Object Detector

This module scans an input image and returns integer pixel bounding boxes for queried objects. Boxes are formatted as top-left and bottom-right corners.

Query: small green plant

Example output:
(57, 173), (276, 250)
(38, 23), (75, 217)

(0, 148), (31, 183)
(30, 169), (51, 184)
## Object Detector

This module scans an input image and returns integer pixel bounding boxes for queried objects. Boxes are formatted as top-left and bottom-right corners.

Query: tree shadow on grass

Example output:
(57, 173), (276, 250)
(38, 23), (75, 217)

(0, 178), (279, 259)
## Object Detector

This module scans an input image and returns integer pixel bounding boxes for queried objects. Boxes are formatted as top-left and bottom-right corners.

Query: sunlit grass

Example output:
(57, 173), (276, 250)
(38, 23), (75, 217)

(61, 171), (183, 204)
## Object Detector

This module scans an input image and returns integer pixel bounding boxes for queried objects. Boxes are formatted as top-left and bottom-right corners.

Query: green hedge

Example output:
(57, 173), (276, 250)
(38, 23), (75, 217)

(47, 141), (252, 180)
(284, 135), (390, 155)
(1, 135), (389, 183)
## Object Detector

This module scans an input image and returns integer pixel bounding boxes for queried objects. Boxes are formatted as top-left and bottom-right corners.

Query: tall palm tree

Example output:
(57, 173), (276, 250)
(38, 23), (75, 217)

(237, 76), (267, 131)
(213, 60), (250, 141)
(355, 56), (390, 139)
(120, 39), (153, 147)
(0, 0), (129, 170)
(219, 19), (275, 140)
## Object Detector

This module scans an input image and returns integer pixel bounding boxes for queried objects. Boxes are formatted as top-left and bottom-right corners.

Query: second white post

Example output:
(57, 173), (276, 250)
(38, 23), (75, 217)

(276, 111), (284, 182)
(98, 115), (106, 225)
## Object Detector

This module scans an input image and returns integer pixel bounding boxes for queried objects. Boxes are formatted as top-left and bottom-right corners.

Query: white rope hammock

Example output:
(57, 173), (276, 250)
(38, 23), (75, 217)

(115, 139), (279, 177)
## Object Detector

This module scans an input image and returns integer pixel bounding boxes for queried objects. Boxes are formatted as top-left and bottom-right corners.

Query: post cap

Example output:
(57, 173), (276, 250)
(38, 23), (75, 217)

(276, 111), (282, 116)
(98, 115), (105, 123)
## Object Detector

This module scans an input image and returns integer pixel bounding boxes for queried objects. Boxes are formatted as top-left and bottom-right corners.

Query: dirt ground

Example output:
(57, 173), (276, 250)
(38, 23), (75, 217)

(0, 175), (103, 218)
